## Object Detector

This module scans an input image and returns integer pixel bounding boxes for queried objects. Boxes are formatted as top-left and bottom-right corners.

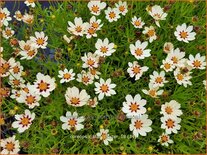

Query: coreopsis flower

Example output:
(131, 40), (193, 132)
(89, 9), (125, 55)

(129, 40), (151, 60)
(14, 10), (23, 21)
(10, 89), (21, 101)
(160, 59), (175, 72)
(105, 7), (121, 22)
(87, 97), (98, 108)
(131, 16), (145, 29)
(22, 13), (34, 24)
(67, 17), (87, 36)
(65, 86), (90, 107)
(33, 73), (56, 97)
(161, 116), (181, 134)
(143, 26), (157, 43)
(0, 7), (12, 26)
(147, 5), (167, 27)
(58, 68), (75, 83)
(10, 61), (23, 77)
(96, 129), (113, 145)
(9, 75), (25, 88)
(127, 61), (148, 80)
(94, 78), (116, 100)
(0, 87), (10, 98)
(163, 42), (174, 54)
(2, 27), (15, 39)
(60, 111), (85, 131)
(81, 52), (100, 69)
(203, 80), (206, 90)
(115, 1), (128, 16)
(0, 57), (16, 77)
(0, 136), (20, 154)
(173, 67), (192, 87)
(187, 53), (206, 70)
(77, 70), (94, 85)
(24, 0), (36, 8)
(158, 133), (173, 146)
(95, 38), (116, 57)
(85, 23), (98, 39)
(149, 71), (168, 88)
(12, 109), (35, 133)
(129, 114), (152, 138)
(63, 35), (74, 44)
(166, 48), (185, 67)
(18, 85), (41, 109)
(174, 23), (196, 43)
(87, 0), (106, 16)
(89, 68), (101, 79)
(89, 16), (103, 30)
(142, 83), (164, 98)
(30, 31), (48, 49)
(19, 40), (38, 60)
(160, 100), (183, 119)
(122, 94), (147, 118)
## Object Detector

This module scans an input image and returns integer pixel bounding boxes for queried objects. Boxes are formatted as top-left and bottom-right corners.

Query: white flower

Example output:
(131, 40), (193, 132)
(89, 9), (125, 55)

(65, 86), (90, 107)
(163, 42), (174, 54)
(96, 129), (113, 145)
(131, 16), (145, 29)
(89, 16), (103, 30)
(95, 38), (116, 57)
(89, 68), (101, 79)
(94, 78), (116, 100)
(87, 0), (106, 16)
(160, 59), (175, 72)
(160, 100), (183, 119)
(87, 97), (98, 108)
(10, 61), (24, 77)
(115, 1), (128, 16)
(14, 10), (23, 21)
(0, 57), (16, 77)
(9, 75), (25, 88)
(24, 0), (36, 8)
(174, 67), (192, 87)
(60, 111), (85, 131)
(18, 85), (41, 109)
(127, 61), (148, 80)
(105, 7), (121, 22)
(129, 40), (151, 60)
(158, 133), (173, 146)
(148, 5), (167, 27)
(30, 31), (48, 49)
(122, 94), (147, 118)
(22, 13), (34, 24)
(12, 109), (35, 133)
(166, 48), (185, 67)
(129, 114), (152, 138)
(58, 68), (75, 83)
(0, 136), (20, 154)
(143, 26), (157, 43)
(174, 23), (196, 43)
(142, 83), (163, 98)
(81, 52), (99, 69)
(33, 73), (56, 97)
(19, 40), (38, 60)
(10, 89), (21, 101)
(2, 27), (14, 39)
(203, 80), (206, 90)
(187, 53), (206, 70)
(77, 70), (94, 85)
(85, 23), (98, 39)
(0, 8), (12, 26)
(67, 17), (87, 36)
(161, 116), (181, 134)
(149, 71), (168, 88)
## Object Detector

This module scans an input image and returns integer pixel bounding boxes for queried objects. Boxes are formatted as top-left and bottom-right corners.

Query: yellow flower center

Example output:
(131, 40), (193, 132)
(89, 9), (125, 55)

(193, 60), (201, 68)
(147, 29), (155, 37)
(134, 120), (143, 129)
(5, 142), (15, 151)
(134, 20), (141, 26)
(180, 31), (188, 39)
(70, 97), (80, 105)
(164, 63), (171, 69)
(155, 77), (163, 83)
(100, 46), (108, 53)
(166, 119), (175, 128)
(135, 48), (143, 56)
(100, 84), (109, 93)
(130, 103), (139, 112)
(26, 95), (35, 104)
(38, 81), (49, 91)
(68, 119), (77, 126)
(91, 5), (99, 13)
(132, 66), (141, 74)
(36, 38), (45, 45)
(75, 26), (82, 33)
(177, 74), (184, 81)
(165, 106), (173, 114)
(63, 73), (71, 80)
(109, 12), (116, 19)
